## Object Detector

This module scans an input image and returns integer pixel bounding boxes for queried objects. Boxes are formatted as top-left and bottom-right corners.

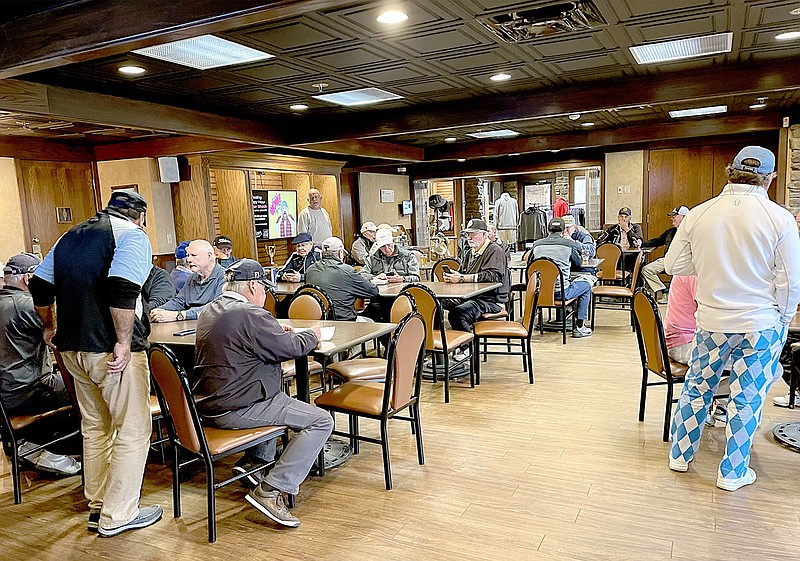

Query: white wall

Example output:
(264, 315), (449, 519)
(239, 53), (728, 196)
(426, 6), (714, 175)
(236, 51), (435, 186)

(604, 150), (645, 224)
(0, 158), (27, 261)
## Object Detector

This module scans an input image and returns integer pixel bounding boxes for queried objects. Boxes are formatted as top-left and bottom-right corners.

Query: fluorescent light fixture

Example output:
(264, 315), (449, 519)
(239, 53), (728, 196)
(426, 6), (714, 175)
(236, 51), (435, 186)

(118, 65), (146, 76)
(629, 32), (732, 64)
(377, 10), (408, 24)
(466, 129), (519, 139)
(312, 87), (403, 107)
(490, 73), (512, 82)
(749, 103), (767, 110)
(290, 104), (309, 111)
(457, 158), (466, 163)
(444, 137), (457, 143)
(133, 35), (274, 70)
(509, 153), (520, 156)
(775, 31), (800, 40)
(581, 122), (595, 127)
(669, 105), (727, 118)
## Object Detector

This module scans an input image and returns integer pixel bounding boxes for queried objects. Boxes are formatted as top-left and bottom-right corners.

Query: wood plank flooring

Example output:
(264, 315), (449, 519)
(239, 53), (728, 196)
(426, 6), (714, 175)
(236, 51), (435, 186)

(2, 308), (799, 560)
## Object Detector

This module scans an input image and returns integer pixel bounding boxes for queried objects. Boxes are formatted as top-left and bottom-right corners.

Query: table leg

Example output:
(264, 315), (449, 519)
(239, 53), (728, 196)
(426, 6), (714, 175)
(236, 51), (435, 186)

(295, 355), (310, 403)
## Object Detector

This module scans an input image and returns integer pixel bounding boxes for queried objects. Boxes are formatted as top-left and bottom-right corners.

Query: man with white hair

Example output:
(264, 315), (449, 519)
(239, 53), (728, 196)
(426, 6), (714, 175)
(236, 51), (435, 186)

(306, 237), (378, 321)
(297, 188), (333, 243)
(666, 146), (800, 491)
(150, 239), (226, 322)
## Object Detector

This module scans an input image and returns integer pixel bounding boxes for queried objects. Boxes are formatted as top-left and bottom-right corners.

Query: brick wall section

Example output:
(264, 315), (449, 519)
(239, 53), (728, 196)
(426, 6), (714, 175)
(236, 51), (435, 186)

(554, 170), (569, 199)
(790, 125), (800, 212)
(464, 178), (481, 221)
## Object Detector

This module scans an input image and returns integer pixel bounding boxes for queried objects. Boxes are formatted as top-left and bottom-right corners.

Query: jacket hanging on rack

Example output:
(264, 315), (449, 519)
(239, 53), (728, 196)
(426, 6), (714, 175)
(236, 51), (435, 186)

(553, 197), (569, 218)
(519, 205), (548, 242)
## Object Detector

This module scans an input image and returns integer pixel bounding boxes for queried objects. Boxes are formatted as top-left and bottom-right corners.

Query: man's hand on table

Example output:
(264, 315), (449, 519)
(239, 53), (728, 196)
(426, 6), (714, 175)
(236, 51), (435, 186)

(150, 309), (181, 323)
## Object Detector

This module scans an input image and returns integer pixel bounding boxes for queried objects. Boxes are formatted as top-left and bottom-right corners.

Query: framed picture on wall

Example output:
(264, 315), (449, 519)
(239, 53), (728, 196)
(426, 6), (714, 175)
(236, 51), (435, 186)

(267, 190), (297, 239)
(110, 184), (139, 192)
(56, 207), (73, 223)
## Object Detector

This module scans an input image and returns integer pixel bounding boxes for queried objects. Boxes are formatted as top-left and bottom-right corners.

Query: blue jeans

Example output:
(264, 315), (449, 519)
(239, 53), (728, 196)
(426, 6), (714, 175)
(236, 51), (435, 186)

(556, 280), (592, 321)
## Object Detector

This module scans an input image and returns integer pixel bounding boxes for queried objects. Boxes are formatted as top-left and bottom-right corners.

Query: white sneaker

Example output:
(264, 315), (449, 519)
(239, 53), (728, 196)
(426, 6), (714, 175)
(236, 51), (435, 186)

(18, 441), (44, 464)
(717, 468), (756, 492)
(452, 348), (471, 362)
(773, 393), (800, 408)
(35, 450), (82, 476)
(572, 325), (592, 338)
(669, 455), (691, 472)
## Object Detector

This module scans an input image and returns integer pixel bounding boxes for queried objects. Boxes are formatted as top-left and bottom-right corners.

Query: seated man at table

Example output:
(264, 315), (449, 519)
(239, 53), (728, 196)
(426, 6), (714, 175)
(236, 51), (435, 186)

(150, 239), (226, 322)
(562, 215), (596, 273)
(350, 221), (377, 266)
(213, 235), (239, 269)
(532, 217), (593, 338)
(360, 228), (420, 322)
(306, 236), (379, 321)
(641, 206), (689, 303)
(442, 218), (510, 334)
(278, 232), (322, 283)
(193, 259), (332, 528)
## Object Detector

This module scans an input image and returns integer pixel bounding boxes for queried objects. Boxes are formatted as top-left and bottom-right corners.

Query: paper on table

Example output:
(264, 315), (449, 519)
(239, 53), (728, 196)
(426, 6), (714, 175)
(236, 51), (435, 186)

(320, 326), (335, 341)
(371, 278), (388, 285)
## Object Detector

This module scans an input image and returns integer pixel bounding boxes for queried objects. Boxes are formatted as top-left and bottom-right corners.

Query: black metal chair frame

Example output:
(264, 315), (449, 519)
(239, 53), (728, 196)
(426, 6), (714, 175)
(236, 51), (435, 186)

(529, 257), (575, 345)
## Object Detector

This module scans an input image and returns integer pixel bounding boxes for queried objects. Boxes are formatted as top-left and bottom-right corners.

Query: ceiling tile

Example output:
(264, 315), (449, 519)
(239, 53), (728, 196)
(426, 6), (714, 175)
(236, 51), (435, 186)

(238, 62), (306, 81)
(400, 28), (483, 55)
(245, 21), (341, 51)
(314, 47), (393, 69)
(357, 66), (426, 83)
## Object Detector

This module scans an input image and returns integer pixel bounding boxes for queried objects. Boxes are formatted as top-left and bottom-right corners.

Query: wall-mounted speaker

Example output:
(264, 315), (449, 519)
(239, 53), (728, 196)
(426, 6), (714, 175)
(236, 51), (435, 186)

(157, 157), (180, 183)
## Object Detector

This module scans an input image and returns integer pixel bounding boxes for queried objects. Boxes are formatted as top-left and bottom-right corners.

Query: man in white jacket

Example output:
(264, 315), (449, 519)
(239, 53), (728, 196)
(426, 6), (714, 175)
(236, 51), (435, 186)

(665, 146), (800, 491)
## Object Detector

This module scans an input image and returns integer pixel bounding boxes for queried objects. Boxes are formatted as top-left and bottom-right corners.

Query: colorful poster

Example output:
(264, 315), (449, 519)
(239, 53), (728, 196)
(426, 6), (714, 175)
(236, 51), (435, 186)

(268, 190), (297, 239)
(252, 190), (270, 240)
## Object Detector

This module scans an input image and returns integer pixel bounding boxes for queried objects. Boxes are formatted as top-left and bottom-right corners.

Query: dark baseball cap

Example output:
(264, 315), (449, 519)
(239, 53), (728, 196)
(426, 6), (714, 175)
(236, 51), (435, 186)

(463, 218), (488, 233)
(174, 241), (190, 259)
(548, 217), (565, 232)
(4, 252), (41, 274)
(213, 235), (233, 248)
(292, 232), (313, 245)
(618, 207), (632, 216)
(225, 259), (266, 283)
(107, 189), (147, 213)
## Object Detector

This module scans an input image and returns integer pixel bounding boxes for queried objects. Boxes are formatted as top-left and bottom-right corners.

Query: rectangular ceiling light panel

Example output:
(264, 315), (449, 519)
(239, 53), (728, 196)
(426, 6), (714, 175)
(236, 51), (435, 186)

(467, 129), (520, 138)
(630, 32), (732, 64)
(133, 35), (274, 70)
(312, 88), (403, 107)
(668, 105), (727, 118)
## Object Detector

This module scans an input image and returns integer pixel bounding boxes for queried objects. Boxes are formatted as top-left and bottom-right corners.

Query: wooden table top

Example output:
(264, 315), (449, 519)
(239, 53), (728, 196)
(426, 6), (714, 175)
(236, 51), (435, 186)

(148, 319), (395, 356)
(377, 281), (501, 300)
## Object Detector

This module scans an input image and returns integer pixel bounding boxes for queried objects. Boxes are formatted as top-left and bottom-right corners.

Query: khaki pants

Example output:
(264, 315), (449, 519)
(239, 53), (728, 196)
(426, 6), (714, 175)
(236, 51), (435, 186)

(497, 229), (517, 244)
(641, 257), (667, 294)
(61, 351), (152, 530)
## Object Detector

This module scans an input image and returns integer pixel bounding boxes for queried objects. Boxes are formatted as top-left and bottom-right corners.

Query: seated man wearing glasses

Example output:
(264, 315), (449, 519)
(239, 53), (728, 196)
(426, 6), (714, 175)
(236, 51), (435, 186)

(194, 259), (332, 528)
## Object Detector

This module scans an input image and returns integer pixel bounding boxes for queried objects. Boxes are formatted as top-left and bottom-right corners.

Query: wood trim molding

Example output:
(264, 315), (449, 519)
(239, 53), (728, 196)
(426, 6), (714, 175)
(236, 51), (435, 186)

(203, 151), (346, 174)
(0, 137), (94, 162)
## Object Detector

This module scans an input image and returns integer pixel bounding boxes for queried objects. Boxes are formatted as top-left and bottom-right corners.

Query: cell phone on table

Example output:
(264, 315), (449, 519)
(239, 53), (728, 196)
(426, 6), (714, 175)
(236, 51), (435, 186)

(172, 328), (196, 336)
(442, 265), (453, 275)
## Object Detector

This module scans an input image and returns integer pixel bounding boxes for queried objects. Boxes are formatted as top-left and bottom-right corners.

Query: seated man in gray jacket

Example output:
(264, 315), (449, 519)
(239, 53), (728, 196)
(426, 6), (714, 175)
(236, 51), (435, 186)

(360, 228), (420, 322)
(306, 237), (378, 321)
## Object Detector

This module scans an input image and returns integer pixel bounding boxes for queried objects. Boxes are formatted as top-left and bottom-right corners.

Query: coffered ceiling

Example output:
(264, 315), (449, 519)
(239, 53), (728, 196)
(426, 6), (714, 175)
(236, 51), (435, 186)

(0, 0), (798, 169)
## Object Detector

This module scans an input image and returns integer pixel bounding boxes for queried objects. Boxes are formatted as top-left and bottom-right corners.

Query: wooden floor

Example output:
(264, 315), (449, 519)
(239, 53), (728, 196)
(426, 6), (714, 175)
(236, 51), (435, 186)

(2, 308), (799, 560)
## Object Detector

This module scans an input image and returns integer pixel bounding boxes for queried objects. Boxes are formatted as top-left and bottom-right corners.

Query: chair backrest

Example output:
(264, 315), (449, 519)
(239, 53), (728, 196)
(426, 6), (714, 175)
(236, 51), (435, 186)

(148, 344), (204, 454)
(431, 257), (460, 282)
(595, 243), (622, 280)
(401, 284), (441, 351)
(521, 270), (541, 332)
(528, 257), (563, 307)
(288, 292), (325, 321)
(295, 284), (334, 319)
(383, 313), (426, 412)
(263, 289), (278, 317)
(389, 292), (417, 323)
(629, 250), (644, 288)
(632, 289), (669, 377)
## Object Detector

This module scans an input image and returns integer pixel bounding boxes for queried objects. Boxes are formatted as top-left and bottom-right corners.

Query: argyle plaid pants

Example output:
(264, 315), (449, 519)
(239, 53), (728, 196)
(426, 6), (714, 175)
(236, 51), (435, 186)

(669, 325), (787, 480)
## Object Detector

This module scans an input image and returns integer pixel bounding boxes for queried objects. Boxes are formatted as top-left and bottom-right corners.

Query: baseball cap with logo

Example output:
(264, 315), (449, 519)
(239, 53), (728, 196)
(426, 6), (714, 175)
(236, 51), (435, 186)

(561, 215), (576, 228)
(360, 221), (378, 233)
(225, 259), (266, 283)
(322, 236), (345, 252)
(548, 217), (565, 232)
(618, 207), (632, 216)
(731, 146), (775, 175)
(462, 218), (489, 233)
(213, 235), (233, 249)
(3, 252), (41, 274)
(107, 189), (147, 213)
(667, 206), (690, 217)
(374, 228), (394, 248)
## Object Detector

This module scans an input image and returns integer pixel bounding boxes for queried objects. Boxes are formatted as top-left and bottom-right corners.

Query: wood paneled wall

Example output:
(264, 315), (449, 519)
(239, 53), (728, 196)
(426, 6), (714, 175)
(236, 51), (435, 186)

(171, 157), (211, 243)
(211, 168), (255, 259)
(18, 160), (96, 253)
(339, 171), (357, 248)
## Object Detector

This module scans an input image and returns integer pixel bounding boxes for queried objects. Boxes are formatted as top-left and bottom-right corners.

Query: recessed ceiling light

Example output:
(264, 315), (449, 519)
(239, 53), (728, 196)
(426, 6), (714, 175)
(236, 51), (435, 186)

(312, 87), (403, 107)
(490, 73), (512, 82)
(581, 122), (595, 127)
(629, 32), (732, 64)
(118, 65), (146, 76)
(467, 129), (519, 139)
(749, 102), (767, 110)
(550, 149), (560, 153)
(132, 35), (274, 69)
(775, 31), (800, 40)
(444, 137), (457, 143)
(568, 113), (581, 120)
(509, 153), (520, 156)
(669, 105), (728, 118)
(377, 10), (408, 24)
(457, 158), (466, 163)
(290, 104), (309, 111)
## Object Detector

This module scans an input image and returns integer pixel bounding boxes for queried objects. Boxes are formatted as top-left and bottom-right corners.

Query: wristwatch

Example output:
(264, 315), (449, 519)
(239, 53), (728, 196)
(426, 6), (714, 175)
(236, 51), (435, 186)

(176, 311), (185, 321)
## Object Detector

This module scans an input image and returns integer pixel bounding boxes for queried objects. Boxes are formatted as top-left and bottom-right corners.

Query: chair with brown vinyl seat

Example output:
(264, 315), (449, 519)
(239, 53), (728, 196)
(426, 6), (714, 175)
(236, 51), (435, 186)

(590, 250), (642, 331)
(402, 283), (474, 403)
(282, 292), (325, 394)
(263, 288), (278, 317)
(325, 293), (418, 386)
(148, 344), (289, 543)
(528, 257), (575, 345)
(294, 284), (334, 319)
(473, 271), (540, 384)
(631, 289), (688, 442)
(314, 313), (426, 490)
(431, 257), (460, 282)
(595, 243), (624, 285)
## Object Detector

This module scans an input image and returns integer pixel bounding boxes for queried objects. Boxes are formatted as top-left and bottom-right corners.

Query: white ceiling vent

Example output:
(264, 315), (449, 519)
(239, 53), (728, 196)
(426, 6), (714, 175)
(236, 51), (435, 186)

(479, 1), (606, 43)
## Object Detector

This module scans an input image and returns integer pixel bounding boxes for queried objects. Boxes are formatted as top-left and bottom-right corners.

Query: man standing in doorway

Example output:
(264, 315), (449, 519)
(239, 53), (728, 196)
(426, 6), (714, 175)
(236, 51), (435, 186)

(297, 188), (333, 244)
(666, 146), (800, 491)
(29, 189), (162, 536)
